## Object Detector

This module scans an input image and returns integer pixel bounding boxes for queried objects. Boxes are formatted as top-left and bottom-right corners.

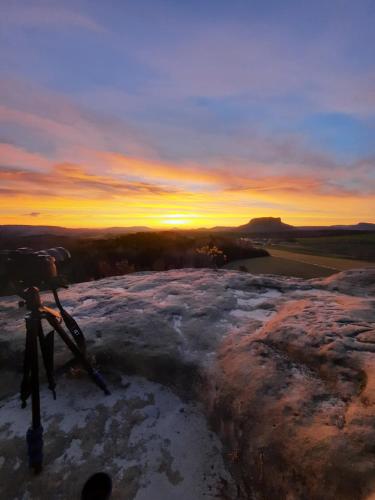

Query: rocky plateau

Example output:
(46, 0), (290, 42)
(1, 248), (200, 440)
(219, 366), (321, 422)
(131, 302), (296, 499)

(0, 268), (374, 499)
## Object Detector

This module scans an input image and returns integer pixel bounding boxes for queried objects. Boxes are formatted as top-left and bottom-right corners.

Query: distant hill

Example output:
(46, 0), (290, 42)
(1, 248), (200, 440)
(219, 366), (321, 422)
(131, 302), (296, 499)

(296, 222), (375, 231)
(0, 225), (152, 238)
(236, 217), (295, 233)
(330, 222), (375, 231)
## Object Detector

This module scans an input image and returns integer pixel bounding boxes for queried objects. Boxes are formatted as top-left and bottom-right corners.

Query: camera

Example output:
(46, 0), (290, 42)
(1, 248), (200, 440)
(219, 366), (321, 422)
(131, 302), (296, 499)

(0, 247), (71, 287)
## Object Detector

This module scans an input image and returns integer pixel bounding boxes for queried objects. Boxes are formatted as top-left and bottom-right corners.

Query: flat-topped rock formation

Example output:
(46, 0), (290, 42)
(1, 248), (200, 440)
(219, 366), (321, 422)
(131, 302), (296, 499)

(237, 216), (294, 233)
(0, 268), (374, 499)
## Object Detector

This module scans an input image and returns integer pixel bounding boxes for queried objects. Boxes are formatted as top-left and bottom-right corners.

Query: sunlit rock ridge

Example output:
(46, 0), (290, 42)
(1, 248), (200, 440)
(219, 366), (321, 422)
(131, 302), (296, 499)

(0, 268), (374, 499)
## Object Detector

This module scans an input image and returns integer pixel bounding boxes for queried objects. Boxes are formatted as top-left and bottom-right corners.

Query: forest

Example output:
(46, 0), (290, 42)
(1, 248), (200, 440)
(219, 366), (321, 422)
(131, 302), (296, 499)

(0, 231), (268, 295)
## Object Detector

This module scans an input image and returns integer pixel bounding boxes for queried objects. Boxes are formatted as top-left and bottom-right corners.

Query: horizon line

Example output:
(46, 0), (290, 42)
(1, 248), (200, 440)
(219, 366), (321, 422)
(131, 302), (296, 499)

(1, 220), (374, 231)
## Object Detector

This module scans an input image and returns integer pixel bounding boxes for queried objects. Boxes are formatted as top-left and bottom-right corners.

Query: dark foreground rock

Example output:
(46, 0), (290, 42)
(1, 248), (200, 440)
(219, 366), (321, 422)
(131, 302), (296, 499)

(0, 268), (374, 499)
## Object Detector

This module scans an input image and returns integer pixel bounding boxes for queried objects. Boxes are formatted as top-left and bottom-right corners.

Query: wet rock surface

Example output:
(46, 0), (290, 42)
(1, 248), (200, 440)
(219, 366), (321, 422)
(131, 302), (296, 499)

(0, 268), (374, 499)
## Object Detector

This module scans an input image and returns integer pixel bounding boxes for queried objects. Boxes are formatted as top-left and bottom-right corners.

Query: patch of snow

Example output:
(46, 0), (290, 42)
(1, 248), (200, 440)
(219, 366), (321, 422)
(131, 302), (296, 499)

(80, 298), (98, 308)
(56, 439), (84, 466)
(172, 315), (183, 339)
(91, 442), (104, 457)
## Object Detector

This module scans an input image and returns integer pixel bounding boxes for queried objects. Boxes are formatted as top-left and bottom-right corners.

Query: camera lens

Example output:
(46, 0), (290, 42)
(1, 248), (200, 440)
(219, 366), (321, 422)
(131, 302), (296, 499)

(40, 255), (58, 280)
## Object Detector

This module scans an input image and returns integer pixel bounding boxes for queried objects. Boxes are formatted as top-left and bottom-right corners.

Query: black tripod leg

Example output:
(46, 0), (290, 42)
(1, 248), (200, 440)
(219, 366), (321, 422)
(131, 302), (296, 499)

(25, 315), (43, 474)
(38, 325), (56, 399)
(20, 318), (32, 407)
(46, 314), (110, 396)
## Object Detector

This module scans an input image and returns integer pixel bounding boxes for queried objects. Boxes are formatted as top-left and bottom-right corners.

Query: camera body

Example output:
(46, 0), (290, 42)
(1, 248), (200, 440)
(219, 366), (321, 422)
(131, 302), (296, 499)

(0, 247), (71, 288)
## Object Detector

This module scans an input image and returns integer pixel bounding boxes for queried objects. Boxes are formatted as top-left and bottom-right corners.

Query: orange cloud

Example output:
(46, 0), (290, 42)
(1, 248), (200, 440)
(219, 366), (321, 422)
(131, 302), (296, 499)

(1, 164), (180, 198)
(100, 151), (220, 186)
(0, 141), (374, 228)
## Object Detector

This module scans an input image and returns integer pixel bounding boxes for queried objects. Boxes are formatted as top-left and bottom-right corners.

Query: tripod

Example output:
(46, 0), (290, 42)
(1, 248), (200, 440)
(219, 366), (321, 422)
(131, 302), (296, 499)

(20, 286), (110, 473)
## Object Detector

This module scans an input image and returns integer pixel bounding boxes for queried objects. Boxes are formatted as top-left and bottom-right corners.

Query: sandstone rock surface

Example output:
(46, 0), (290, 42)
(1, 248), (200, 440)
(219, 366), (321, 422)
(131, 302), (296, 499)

(0, 268), (374, 499)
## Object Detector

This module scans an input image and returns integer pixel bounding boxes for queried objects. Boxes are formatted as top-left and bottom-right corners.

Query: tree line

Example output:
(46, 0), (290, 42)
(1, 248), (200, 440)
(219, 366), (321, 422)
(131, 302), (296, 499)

(0, 231), (268, 294)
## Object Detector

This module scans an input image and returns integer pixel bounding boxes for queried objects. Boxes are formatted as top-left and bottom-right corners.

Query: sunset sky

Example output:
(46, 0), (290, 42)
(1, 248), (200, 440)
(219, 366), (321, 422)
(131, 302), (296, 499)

(0, 0), (374, 228)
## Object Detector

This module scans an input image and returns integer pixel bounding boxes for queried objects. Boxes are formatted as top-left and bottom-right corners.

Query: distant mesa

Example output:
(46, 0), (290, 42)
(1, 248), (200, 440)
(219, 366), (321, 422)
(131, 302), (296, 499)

(237, 217), (294, 233)
(235, 217), (375, 233)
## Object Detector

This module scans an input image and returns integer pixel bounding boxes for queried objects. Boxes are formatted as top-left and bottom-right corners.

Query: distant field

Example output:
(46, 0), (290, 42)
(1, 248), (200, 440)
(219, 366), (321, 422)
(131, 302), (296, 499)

(273, 232), (375, 261)
(224, 255), (335, 279)
(267, 248), (375, 270)
(225, 245), (375, 279)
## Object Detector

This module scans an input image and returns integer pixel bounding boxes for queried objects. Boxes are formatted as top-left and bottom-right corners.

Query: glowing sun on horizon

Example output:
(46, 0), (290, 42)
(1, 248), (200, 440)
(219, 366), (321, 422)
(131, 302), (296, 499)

(162, 218), (189, 226)
(160, 214), (197, 226)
